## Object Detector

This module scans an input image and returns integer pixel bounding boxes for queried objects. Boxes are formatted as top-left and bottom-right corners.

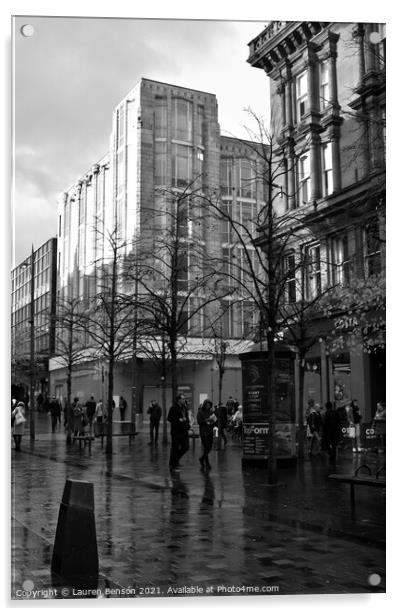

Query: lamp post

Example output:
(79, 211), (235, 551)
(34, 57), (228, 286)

(23, 245), (36, 440)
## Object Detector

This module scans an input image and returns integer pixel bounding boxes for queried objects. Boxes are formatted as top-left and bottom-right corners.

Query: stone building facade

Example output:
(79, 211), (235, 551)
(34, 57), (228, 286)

(247, 21), (386, 420)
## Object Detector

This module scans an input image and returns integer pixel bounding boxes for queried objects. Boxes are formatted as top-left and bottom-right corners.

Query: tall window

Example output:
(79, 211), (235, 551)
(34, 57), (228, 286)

(220, 159), (233, 195)
(322, 142), (333, 196)
(237, 159), (255, 199)
(296, 71), (309, 121)
(117, 104), (126, 148)
(172, 144), (192, 187)
(173, 98), (193, 142)
(320, 60), (330, 109)
(332, 235), (350, 285)
(195, 105), (204, 145)
(306, 244), (321, 299)
(283, 254), (297, 303)
(220, 300), (233, 338)
(221, 200), (232, 244)
(242, 301), (255, 339)
(364, 219), (382, 276)
(195, 149), (204, 178)
(298, 151), (311, 205)
(155, 141), (167, 185)
(155, 97), (167, 138)
(177, 250), (189, 291)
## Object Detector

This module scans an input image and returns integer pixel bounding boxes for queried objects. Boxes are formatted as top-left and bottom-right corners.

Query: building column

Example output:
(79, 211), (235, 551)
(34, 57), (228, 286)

(277, 82), (286, 130)
(353, 24), (366, 85)
(309, 133), (321, 201)
(287, 142), (296, 210)
(306, 55), (321, 202)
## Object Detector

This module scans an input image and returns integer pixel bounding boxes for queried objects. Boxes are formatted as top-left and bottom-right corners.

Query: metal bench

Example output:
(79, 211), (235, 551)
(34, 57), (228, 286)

(72, 434), (95, 452)
(328, 464), (385, 518)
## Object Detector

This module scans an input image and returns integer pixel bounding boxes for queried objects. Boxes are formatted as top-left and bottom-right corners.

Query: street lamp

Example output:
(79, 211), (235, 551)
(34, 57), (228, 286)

(22, 245), (35, 441)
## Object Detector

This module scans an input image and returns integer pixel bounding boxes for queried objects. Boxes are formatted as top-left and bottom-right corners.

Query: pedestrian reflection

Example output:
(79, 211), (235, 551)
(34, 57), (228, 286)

(167, 475), (189, 583)
(200, 471), (215, 507)
(170, 475), (189, 503)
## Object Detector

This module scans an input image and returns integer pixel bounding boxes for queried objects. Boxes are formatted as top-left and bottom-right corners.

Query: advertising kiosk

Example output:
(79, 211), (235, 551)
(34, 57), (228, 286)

(239, 343), (296, 465)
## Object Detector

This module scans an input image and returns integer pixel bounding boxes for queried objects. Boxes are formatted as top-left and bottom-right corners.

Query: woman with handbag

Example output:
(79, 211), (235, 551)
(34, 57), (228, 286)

(11, 401), (26, 451)
(197, 399), (217, 471)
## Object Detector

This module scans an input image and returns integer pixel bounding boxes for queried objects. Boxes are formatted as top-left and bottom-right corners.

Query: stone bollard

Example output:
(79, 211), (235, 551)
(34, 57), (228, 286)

(51, 479), (99, 586)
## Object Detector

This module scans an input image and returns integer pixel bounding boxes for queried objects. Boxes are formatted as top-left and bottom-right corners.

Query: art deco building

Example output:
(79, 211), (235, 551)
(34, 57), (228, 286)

(51, 79), (265, 412)
(247, 21), (385, 419)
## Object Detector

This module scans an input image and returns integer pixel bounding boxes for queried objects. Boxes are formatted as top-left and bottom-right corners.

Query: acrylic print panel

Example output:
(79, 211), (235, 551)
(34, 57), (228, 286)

(11, 14), (386, 603)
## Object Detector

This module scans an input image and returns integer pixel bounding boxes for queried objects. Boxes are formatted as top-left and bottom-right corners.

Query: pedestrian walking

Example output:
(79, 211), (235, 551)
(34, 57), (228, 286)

(11, 401), (26, 451)
(167, 394), (190, 472)
(147, 400), (162, 446)
(72, 397), (85, 437)
(49, 395), (62, 433)
(119, 395), (127, 421)
(306, 403), (322, 456)
(226, 395), (236, 417)
(95, 399), (103, 422)
(197, 399), (216, 471)
(216, 403), (228, 446)
(85, 395), (96, 429)
(346, 399), (362, 452)
(322, 401), (343, 465)
(230, 405), (243, 440)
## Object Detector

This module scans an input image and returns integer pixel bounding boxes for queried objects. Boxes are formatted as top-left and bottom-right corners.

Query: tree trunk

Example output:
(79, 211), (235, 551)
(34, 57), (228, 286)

(266, 334), (278, 485)
(106, 355), (114, 457)
(161, 376), (168, 445)
(66, 367), (72, 444)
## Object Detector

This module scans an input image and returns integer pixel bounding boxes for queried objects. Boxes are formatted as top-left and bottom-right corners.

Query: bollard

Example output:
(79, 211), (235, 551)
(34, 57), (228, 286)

(51, 479), (99, 585)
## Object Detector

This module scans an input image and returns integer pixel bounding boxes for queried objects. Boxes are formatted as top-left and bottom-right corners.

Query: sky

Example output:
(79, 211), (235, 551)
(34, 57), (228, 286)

(12, 15), (273, 266)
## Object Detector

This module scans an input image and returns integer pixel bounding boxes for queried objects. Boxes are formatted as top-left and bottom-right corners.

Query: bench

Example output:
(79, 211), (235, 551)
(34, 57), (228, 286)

(95, 422), (138, 447)
(72, 434), (95, 452)
(328, 464), (385, 517)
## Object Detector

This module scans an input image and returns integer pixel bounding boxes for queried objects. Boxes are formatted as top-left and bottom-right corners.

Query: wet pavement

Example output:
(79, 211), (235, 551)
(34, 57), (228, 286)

(11, 413), (386, 600)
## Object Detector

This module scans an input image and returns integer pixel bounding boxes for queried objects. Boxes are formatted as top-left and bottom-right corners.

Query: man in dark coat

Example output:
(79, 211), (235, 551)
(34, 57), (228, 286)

(119, 396), (128, 421)
(85, 395), (97, 428)
(49, 396), (62, 433)
(147, 400), (162, 446)
(167, 394), (190, 471)
(322, 401), (343, 465)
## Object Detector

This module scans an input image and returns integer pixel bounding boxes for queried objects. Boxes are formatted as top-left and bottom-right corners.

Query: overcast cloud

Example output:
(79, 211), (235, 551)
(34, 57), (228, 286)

(13, 16), (270, 265)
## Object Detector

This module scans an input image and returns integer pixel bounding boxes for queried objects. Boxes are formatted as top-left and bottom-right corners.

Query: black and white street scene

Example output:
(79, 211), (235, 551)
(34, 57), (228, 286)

(10, 8), (387, 606)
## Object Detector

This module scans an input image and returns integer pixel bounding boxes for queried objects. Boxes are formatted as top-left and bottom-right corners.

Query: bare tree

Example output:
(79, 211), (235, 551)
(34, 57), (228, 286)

(83, 224), (137, 456)
(125, 181), (225, 407)
(53, 295), (93, 443)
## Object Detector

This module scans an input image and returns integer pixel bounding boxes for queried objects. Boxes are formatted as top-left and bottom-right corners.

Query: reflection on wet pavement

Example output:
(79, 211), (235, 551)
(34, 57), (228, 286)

(11, 415), (385, 599)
